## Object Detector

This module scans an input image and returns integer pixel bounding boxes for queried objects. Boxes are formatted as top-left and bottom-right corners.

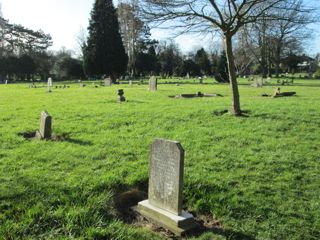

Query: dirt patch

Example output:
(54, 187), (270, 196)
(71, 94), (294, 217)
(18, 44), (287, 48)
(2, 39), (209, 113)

(114, 189), (147, 223)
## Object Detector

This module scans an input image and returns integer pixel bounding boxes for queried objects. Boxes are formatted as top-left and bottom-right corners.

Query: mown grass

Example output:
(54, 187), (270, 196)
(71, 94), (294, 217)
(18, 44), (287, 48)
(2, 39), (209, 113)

(0, 79), (319, 239)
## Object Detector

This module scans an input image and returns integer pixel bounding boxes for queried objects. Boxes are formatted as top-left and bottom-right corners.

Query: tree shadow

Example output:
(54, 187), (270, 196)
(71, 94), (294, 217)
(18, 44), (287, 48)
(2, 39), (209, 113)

(186, 221), (256, 240)
(212, 110), (251, 117)
(52, 133), (93, 146)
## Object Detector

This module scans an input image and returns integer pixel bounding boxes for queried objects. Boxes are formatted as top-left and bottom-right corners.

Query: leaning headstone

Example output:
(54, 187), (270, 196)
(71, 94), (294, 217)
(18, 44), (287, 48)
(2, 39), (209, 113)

(104, 77), (112, 86)
(47, 77), (53, 92)
(149, 76), (157, 91)
(137, 139), (196, 236)
(35, 111), (52, 140)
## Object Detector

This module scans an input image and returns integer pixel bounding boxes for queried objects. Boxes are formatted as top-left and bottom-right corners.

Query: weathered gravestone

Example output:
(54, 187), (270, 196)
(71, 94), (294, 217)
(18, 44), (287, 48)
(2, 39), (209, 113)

(137, 139), (196, 236)
(5, 79), (8, 85)
(251, 78), (263, 88)
(104, 77), (112, 86)
(47, 77), (53, 92)
(35, 111), (52, 140)
(129, 80), (133, 87)
(149, 76), (157, 91)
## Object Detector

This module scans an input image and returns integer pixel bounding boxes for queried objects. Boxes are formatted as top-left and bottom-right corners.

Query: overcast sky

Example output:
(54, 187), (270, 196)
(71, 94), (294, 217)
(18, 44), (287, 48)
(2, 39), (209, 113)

(1, 0), (319, 55)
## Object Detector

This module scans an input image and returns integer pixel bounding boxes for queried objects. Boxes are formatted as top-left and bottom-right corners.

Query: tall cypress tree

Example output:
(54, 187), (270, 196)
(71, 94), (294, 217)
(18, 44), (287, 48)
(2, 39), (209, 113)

(84, 0), (128, 81)
(215, 51), (229, 83)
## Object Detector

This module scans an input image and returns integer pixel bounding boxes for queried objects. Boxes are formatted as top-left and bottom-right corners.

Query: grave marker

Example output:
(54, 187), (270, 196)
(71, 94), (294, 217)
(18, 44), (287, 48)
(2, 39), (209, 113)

(118, 89), (126, 102)
(137, 139), (196, 236)
(35, 111), (52, 140)
(104, 77), (112, 86)
(149, 76), (157, 91)
(47, 77), (53, 92)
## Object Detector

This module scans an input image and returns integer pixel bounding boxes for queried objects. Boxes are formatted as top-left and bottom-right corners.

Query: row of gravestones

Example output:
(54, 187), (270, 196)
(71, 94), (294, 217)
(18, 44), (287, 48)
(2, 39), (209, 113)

(46, 76), (158, 91)
(104, 76), (158, 91)
(35, 111), (195, 235)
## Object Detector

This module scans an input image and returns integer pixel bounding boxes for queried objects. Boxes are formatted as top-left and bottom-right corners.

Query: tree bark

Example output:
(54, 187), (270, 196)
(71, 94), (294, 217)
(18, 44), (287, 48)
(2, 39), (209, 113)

(224, 34), (241, 116)
(275, 44), (281, 78)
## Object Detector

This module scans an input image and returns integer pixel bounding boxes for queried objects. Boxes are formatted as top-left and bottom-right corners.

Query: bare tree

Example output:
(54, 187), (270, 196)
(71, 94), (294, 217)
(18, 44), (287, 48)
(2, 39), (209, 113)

(118, 0), (143, 76)
(140, 0), (315, 115)
(268, 0), (315, 77)
(75, 27), (87, 60)
(233, 33), (255, 75)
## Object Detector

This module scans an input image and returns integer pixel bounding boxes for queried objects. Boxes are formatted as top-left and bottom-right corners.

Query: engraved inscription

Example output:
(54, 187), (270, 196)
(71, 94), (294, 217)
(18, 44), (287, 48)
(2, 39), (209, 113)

(148, 139), (184, 215)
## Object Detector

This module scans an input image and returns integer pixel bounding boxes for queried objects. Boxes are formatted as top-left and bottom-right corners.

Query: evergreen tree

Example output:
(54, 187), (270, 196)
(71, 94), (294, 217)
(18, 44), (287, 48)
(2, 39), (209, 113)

(194, 48), (211, 75)
(215, 51), (229, 83)
(84, 0), (128, 81)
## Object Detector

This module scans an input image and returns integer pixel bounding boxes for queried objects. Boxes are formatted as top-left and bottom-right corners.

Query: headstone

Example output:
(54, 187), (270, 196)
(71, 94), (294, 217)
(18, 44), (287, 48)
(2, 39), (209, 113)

(251, 78), (263, 88)
(5, 79), (8, 85)
(137, 139), (196, 236)
(104, 77), (112, 86)
(186, 73), (190, 79)
(129, 80), (133, 86)
(118, 89), (125, 102)
(47, 77), (53, 92)
(35, 111), (52, 140)
(149, 76), (157, 91)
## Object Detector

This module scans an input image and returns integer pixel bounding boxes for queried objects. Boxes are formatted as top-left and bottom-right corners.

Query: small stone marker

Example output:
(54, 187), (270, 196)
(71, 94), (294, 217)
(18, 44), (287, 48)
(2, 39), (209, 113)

(5, 79), (8, 85)
(104, 77), (112, 86)
(47, 77), (53, 92)
(118, 89), (125, 102)
(35, 111), (52, 140)
(129, 80), (133, 86)
(137, 139), (196, 236)
(149, 76), (157, 91)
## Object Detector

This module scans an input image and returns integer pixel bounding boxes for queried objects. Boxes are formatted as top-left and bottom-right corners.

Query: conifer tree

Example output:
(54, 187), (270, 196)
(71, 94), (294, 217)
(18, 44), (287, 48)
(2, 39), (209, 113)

(84, 0), (128, 81)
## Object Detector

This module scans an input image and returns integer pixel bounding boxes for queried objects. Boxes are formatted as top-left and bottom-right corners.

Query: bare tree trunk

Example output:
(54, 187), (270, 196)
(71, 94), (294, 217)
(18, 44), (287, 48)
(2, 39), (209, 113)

(275, 44), (281, 78)
(224, 34), (241, 116)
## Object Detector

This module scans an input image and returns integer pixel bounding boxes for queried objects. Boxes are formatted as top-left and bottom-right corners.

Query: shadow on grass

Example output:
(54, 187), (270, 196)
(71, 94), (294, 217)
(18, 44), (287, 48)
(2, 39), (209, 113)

(18, 131), (93, 146)
(126, 100), (146, 104)
(186, 222), (256, 240)
(113, 179), (149, 222)
(112, 180), (255, 240)
(212, 109), (251, 118)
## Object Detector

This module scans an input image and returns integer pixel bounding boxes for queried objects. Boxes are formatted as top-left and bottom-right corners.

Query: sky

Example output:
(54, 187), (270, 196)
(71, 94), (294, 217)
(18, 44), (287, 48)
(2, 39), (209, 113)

(1, 0), (320, 55)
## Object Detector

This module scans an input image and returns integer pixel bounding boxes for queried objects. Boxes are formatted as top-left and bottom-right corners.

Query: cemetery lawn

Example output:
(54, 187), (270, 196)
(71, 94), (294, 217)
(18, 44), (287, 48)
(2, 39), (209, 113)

(0, 80), (319, 239)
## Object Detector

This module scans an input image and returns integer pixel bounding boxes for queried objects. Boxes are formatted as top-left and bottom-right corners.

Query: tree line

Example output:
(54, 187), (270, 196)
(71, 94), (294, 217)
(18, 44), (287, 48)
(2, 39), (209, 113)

(1, 0), (318, 85)
(1, 0), (319, 115)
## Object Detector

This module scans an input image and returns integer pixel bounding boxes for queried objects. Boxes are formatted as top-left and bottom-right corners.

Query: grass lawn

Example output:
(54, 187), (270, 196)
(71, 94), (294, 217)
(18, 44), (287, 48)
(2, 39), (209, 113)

(0, 79), (319, 239)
